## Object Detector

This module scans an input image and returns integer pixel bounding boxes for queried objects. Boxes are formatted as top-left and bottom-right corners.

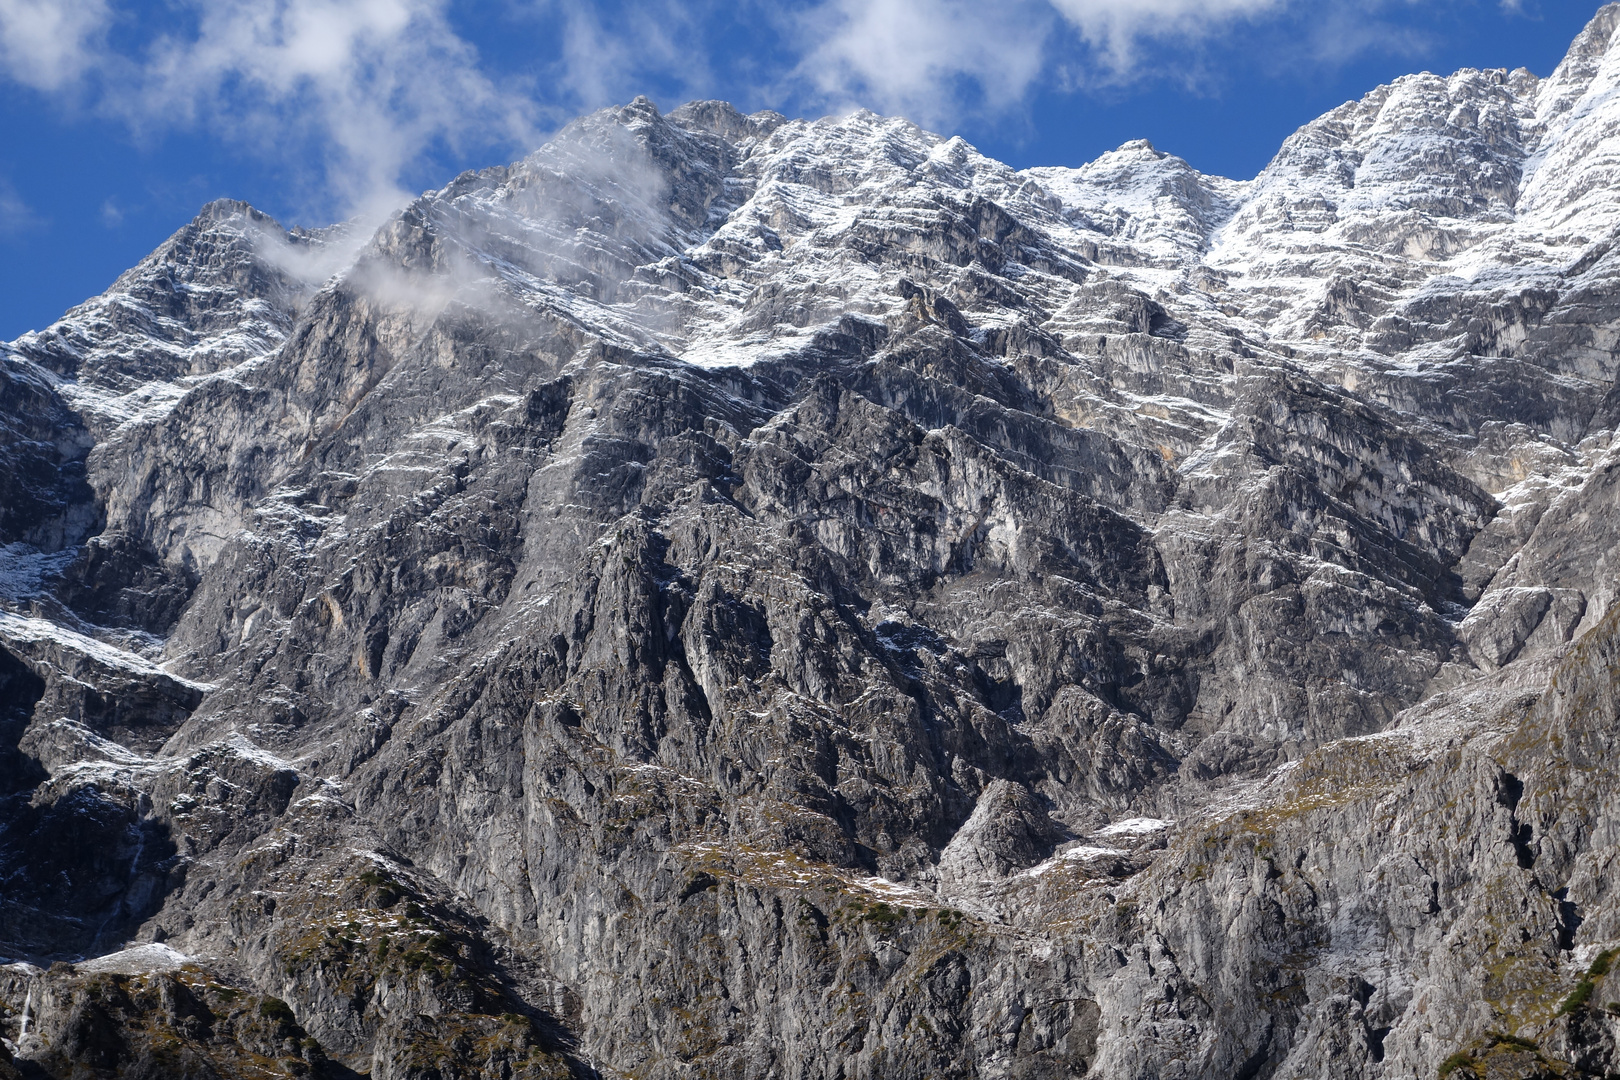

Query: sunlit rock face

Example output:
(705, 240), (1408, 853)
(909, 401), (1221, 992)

(7, 9), (1620, 1078)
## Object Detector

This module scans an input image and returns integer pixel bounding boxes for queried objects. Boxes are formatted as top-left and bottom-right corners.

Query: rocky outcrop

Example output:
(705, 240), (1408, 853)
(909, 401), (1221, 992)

(7, 8), (1620, 1078)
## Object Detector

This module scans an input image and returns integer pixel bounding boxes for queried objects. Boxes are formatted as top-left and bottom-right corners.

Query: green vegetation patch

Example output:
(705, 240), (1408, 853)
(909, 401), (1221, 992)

(1438, 1050), (1480, 1078)
(362, 875), (400, 908)
(1439, 1030), (1555, 1079)
(861, 902), (904, 927)
(257, 997), (297, 1026)
(1558, 947), (1620, 1015)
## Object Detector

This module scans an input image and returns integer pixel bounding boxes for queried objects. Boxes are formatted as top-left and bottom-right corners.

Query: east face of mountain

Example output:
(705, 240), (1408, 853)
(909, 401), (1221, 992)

(4, 8), (1620, 1079)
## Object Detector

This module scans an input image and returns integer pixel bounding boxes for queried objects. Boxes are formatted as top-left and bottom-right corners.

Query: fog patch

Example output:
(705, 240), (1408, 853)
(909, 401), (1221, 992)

(329, 106), (683, 341)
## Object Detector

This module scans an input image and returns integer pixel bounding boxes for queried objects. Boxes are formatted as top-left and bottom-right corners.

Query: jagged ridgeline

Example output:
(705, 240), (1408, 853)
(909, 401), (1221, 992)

(5, 7), (1620, 1079)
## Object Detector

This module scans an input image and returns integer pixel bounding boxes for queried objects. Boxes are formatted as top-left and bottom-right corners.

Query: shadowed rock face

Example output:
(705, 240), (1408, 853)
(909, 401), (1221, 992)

(7, 11), (1620, 1079)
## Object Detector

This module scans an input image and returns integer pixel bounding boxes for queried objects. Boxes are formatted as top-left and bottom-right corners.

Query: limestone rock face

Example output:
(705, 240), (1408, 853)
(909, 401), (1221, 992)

(7, 10), (1620, 1078)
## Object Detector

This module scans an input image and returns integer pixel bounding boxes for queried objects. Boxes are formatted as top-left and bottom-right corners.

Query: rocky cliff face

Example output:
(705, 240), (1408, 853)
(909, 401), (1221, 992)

(6, 8), (1620, 1078)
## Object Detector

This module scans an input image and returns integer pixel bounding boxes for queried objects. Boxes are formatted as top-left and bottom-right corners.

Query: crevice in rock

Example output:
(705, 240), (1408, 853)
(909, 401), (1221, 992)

(1556, 888), (1583, 952)
(0, 647), (45, 798)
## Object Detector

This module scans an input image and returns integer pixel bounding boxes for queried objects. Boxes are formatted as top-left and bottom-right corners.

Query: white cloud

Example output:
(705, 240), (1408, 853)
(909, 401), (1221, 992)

(1301, 3), (1434, 68)
(0, 0), (110, 92)
(796, 0), (1054, 122)
(0, 0), (537, 229)
(0, 179), (40, 234)
(789, 0), (1457, 119)
(1048, 0), (1288, 70)
(128, 0), (538, 224)
(536, 0), (713, 116)
(788, 0), (1301, 122)
(0, 0), (1531, 237)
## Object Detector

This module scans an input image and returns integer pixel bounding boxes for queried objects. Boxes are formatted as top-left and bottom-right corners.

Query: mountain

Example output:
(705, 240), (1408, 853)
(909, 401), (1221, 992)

(5, 8), (1620, 1078)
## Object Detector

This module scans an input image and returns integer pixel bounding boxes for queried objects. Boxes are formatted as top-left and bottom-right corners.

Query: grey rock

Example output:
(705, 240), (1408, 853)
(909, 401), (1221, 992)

(8, 9), (1620, 1079)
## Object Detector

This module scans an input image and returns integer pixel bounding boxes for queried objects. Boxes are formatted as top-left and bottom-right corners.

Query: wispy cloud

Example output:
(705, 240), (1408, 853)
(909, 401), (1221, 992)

(1300, 3), (1436, 68)
(532, 0), (718, 118)
(795, 0), (1054, 124)
(784, 0), (1450, 123)
(132, 0), (538, 224)
(0, 0), (110, 93)
(0, 179), (41, 235)
(1048, 0), (1289, 71)
(0, 0), (537, 229)
(0, 0), (1546, 231)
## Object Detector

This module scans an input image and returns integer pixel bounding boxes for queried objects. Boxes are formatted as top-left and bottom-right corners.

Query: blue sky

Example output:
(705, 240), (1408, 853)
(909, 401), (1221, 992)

(0, 0), (1606, 339)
